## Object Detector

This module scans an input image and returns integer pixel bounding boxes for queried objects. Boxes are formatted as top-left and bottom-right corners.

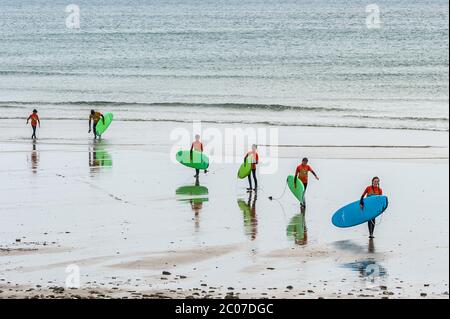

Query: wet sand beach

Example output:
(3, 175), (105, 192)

(0, 119), (448, 299)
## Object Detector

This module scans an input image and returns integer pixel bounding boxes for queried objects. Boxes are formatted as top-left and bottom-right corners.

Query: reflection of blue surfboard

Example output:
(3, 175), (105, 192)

(332, 196), (388, 228)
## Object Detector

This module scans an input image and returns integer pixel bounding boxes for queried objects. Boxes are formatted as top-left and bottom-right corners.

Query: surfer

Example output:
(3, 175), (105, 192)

(191, 134), (207, 178)
(88, 110), (105, 139)
(360, 176), (383, 239)
(26, 109), (40, 139)
(244, 144), (259, 191)
(294, 157), (319, 207)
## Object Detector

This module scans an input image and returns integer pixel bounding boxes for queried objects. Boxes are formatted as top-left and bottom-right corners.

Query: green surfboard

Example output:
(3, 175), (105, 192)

(287, 175), (305, 202)
(176, 150), (209, 170)
(237, 156), (253, 179)
(95, 112), (113, 136)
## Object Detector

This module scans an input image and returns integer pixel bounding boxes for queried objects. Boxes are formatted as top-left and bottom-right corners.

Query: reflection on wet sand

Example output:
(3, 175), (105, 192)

(335, 239), (388, 283)
(342, 260), (388, 281)
(333, 239), (376, 254)
(287, 206), (308, 245)
(28, 142), (39, 174)
(237, 191), (258, 240)
(89, 141), (113, 174)
(176, 177), (209, 232)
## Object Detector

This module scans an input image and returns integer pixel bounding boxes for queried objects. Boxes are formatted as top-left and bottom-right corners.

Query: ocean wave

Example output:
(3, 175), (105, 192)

(0, 101), (359, 112)
(2, 100), (449, 115)
(0, 116), (447, 132)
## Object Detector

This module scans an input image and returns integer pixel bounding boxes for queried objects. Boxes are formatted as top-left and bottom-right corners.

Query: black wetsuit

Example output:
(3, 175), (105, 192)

(248, 169), (257, 190)
(31, 126), (37, 139)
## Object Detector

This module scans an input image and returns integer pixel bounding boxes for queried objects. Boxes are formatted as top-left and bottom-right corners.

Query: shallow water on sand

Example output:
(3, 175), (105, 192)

(0, 121), (448, 298)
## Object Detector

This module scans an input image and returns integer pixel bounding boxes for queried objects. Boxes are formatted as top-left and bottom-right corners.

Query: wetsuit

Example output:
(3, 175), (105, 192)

(361, 186), (383, 237)
(90, 112), (103, 138)
(191, 141), (204, 177)
(28, 113), (40, 139)
(245, 151), (259, 190)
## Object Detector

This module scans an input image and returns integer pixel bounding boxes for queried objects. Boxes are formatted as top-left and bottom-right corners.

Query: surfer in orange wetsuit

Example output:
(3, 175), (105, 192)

(190, 134), (207, 178)
(360, 176), (383, 239)
(294, 157), (319, 207)
(244, 144), (259, 191)
(89, 110), (105, 139)
(26, 109), (40, 139)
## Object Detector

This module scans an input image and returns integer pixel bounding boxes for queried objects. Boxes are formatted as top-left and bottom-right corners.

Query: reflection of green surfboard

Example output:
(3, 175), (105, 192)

(95, 150), (113, 167)
(95, 113), (113, 136)
(176, 185), (209, 196)
(176, 150), (209, 170)
(237, 157), (252, 179)
(287, 213), (306, 242)
(238, 200), (251, 218)
(287, 175), (305, 202)
(238, 199), (255, 238)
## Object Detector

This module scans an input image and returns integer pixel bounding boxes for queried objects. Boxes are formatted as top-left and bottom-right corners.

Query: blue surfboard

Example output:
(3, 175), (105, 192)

(332, 195), (389, 228)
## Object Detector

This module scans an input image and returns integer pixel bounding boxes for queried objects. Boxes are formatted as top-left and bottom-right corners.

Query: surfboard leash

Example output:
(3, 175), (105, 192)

(268, 182), (288, 201)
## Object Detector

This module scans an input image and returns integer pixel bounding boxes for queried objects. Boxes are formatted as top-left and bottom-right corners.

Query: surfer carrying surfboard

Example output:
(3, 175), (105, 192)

(360, 177), (383, 239)
(26, 109), (40, 139)
(191, 135), (207, 178)
(244, 144), (259, 191)
(294, 158), (319, 206)
(88, 110), (105, 139)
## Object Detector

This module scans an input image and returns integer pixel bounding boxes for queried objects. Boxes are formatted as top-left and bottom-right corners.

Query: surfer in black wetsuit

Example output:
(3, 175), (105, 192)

(360, 177), (383, 239)
(190, 135), (207, 178)
(88, 110), (105, 139)
(244, 144), (259, 191)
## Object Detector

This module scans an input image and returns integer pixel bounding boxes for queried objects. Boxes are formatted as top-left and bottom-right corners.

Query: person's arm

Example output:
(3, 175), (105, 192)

(37, 115), (41, 127)
(101, 114), (105, 124)
(310, 168), (319, 180)
(26, 115), (31, 124)
(360, 188), (368, 209)
(190, 143), (194, 159)
(88, 115), (92, 132)
(244, 151), (249, 163)
(255, 153), (259, 165)
(294, 167), (299, 187)
(200, 143), (204, 161)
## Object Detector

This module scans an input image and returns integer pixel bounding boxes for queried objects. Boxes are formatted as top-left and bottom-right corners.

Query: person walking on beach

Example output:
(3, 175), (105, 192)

(360, 176), (383, 239)
(191, 134), (207, 178)
(88, 110), (105, 139)
(26, 109), (40, 139)
(294, 157), (319, 207)
(244, 144), (259, 191)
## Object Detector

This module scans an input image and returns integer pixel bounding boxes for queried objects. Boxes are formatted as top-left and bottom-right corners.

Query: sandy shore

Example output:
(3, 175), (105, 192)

(0, 119), (448, 299)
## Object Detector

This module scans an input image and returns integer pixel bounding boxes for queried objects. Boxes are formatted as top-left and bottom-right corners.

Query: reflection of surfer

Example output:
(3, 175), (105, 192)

(368, 238), (375, 253)
(89, 143), (100, 168)
(190, 200), (202, 231)
(88, 110), (105, 139)
(29, 142), (39, 173)
(89, 141), (112, 171)
(360, 177), (383, 239)
(240, 191), (258, 240)
(190, 176), (203, 231)
(248, 191), (258, 240)
(288, 206), (308, 246)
